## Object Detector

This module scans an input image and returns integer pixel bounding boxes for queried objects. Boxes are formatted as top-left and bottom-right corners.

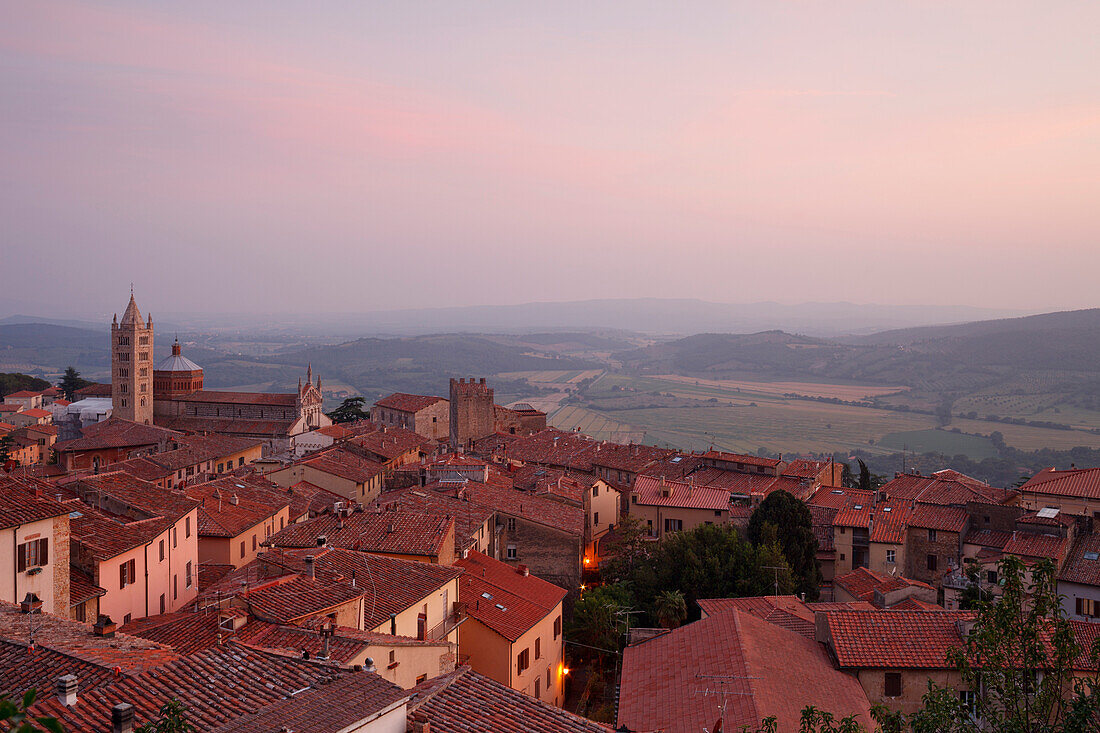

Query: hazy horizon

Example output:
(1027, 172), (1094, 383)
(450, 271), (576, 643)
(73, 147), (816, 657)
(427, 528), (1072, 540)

(3, 2), (1099, 315)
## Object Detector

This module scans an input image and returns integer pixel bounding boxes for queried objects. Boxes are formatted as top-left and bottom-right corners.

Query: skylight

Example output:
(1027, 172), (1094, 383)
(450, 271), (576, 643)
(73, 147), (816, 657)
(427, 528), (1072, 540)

(882, 507), (891, 512)
(69, 511), (83, 518)
(1085, 552), (1099, 561)
(481, 592), (493, 600)
(1036, 507), (1060, 519)
(495, 604), (507, 611)
(853, 505), (863, 510)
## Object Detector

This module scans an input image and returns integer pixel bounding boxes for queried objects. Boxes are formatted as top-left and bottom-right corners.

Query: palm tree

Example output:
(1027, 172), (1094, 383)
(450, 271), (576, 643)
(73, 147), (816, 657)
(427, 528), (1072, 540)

(654, 590), (687, 629)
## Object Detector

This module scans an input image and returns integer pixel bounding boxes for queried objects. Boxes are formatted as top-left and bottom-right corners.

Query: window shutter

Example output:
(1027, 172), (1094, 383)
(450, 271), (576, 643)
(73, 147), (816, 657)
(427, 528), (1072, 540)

(120, 563), (127, 589)
(17, 544), (26, 573)
(40, 539), (47, 566)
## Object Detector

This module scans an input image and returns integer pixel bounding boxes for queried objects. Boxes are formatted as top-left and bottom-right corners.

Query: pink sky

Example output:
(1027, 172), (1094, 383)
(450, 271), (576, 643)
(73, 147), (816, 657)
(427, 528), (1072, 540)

(2, 1), (1098, 315)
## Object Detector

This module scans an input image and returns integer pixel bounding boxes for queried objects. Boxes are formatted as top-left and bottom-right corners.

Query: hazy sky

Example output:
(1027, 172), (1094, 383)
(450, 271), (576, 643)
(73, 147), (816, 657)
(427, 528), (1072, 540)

(2, 1), (1098, 316)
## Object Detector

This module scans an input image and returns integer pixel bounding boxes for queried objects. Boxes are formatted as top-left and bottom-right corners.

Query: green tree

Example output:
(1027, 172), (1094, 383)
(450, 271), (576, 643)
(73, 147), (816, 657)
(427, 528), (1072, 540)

(57, 367), (90, 401)
(326, 396), (369, 424)
(566, 584), (631, 671)
(747, 490), (822, 600)
(135, 700), (193, 733)
(957, 562), (994, 611)
(857, 459), (872, 491)
(909, 556), (1100, 733)
(654, 589), (687, 629)
(0, 374), (51, 399)
(0, 689), (64, 732)
(597, 514), (650, 585)
(0, 434), (13, 465)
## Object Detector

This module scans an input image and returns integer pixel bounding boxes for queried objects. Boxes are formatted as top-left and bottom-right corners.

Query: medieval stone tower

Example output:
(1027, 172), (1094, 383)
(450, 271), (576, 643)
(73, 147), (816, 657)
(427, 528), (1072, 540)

(449, 377), (494, 451)
(111, 291), (154, 425)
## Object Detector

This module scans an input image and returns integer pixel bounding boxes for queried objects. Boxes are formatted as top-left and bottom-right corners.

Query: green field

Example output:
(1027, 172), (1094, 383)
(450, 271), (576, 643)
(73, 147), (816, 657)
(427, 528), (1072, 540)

(566, 374), (1100, 457)
(878, 429), (999, 460)
(549, 405), (646, 443)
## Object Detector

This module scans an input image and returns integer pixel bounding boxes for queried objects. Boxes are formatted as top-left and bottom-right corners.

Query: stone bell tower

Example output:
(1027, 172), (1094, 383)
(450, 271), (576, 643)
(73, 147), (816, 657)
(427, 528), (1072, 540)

(111, 290), (154, 424)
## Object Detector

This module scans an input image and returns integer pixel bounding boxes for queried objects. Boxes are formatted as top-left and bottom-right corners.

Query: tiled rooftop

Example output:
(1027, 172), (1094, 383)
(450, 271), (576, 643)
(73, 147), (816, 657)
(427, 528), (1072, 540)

(619, 609), (872, 733)
(1059, 533), (1100, 587)
(632, 474), (733, 511)
(374, 392), (447, 413)
(824, 609), (972, 669)
(456, 551), (566, 642)
(1020, 466), (1100, 500)
(54, 418), (180, 453)
(266, 508), (454, 558)
(408, 667), (610, 733)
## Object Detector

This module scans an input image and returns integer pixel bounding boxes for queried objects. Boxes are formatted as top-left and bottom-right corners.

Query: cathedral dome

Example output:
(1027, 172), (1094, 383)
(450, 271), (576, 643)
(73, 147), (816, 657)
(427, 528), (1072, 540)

(155, 340), (203, 372)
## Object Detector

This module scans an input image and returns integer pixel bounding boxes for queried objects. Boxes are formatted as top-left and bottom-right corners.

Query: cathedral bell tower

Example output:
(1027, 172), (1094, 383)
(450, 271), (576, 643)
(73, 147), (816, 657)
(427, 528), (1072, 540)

(111, 290), (154, 424)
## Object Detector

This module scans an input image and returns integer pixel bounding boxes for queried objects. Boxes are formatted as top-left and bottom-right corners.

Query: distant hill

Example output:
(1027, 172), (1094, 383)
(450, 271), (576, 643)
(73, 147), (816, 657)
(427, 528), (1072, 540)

(613, 308), (1100, 410)
(0, 323), (108, 376)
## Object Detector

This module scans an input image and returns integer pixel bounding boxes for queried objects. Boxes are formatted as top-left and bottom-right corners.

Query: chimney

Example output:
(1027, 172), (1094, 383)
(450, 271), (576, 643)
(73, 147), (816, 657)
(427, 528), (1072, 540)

(229, 493), (239, 506)
(387, 522), (395, 534)
(316, 535), (327, 547)
(417, 613), (427, 641)
(304, 555), (315, 580)
(20, 592), (42, 614)
(517, 564), (530, 576)
(480, 378), (486, 384)
(93, 615), (117, 638)
(112, 703), (134, 733)
(363, 657), (377, 673)
(390, 613), (397, 635)
(56, 674), (78, 707)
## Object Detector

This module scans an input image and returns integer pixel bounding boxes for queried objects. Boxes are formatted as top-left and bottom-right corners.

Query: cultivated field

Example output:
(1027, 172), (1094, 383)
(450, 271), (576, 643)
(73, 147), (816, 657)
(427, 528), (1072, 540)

(498, 369), (605, 384)
(550, 405), (646, 443)
(567, 373), (1100, 457)
(653, 374), (907, 401)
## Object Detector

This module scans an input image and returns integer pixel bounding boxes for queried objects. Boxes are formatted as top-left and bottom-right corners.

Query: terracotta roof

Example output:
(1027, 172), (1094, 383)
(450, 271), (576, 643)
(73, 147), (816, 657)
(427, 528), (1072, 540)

(632, 474), (732, 511)
(0, 601), (181, 689)
(267, 509), (454, 558)
(909, 504), (970, 533)
(833, 567), (934, 604)
(808, 486), (874, 511)
(686, 467), (795, 496)
(0, 476), (71, 529)
(246, 574), (365, 625)
(590, 443), (678, 475)
(409, 667), (609, 733)
(696, 596), (816, 638)
(501, 429), (599, 472)
(0, 405), (21, 413)
(120, 611), (233, 654)
(197, 561), (235, 588)
(206, 662), (408, 733)
(1020, 467), (1100, 500)
(155, 415), (297, 437)
(880, 471), (1011, 506)
(297, 445), (386, 483)
(74, 383), (112, 397)
(701, 449), (783, 468)
(347, 426), (431, 461)
(72, 471), (199, 523)
(825, 610), (973, 669)
(869, 500), (913, 544)
(184, 480), (288, 538)
(18, 408), (51, 419)
(234, 620), (372, 663)
(459, 481), (585, 535)
(1059, 533), (1100, 587)
(376, 486), (493, 551)
(1003, 531), (1069, 562)
(34, 642), (382, 732)
(456, 550), (566, 642)
(54, 417), (180, 453)
(1018, 509), (1075, 528)
(783, 458), (832, 479)
(618, 609), (872, 733)
(374, 392), (447, 413)
(284, 478), (344, 519)
(258, 548), (463, 631)
(964, 529), (1014, 549)
(68, 506), (176, 561)
(174, 390), (298, 406)
(69, 568), (106, 607)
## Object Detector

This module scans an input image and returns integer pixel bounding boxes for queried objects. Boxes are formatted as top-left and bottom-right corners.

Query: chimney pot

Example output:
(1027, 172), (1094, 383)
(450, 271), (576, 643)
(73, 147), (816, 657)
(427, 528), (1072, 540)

(56, 674), (78, 707)
(304, 555), (315, 580)
(93, 615), (117, 638)
(517, 564), (530, 576)
(20, 592), (42, 614)
(112, 703), (135, 733)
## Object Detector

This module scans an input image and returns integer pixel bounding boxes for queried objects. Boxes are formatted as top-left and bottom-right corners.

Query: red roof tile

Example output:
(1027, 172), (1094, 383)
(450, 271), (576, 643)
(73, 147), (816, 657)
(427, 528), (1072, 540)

(880, 471), (1011, 506)
(458, 481), (585, 535)
(347, 426), (431, 461)
(175, 390), (298, 406)
(697, 596), (816, 638)
(1020, 467), (1100, 500)
(909, 503), (970, 533)
(267, 509), (454, 558)
(618, 609), (872, 733)
(69, 568), (106, 607)
(54, 417), (180, 453)
(456, 551), (566, 642)
(297, 445), (386, 483)
(409, 667), (609, 733)
(632, 474), (732, 511)
(701, 449), (783, 468)
(374, 392), (447, 413)
(1003, 531), (1069, 562)
(833, 567), (933, 603)
(0, 476), (71, 529)
(376, 486), (493, 551)
(120, 611), (234, 654)
(825, 609), (972, 669)
(1059, 533), (1100, 587)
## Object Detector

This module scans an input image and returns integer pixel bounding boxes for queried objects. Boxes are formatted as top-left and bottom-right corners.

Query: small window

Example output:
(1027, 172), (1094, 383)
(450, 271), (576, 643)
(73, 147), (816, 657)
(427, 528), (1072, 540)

(185, 561), (193, 588)
(594, 512), (599, 525)
(159, 594), (166, 614)
(547, 667), (551, 689)
(987, 570), (998, 584)
(517, 648), (530, 675)
(554, 616), (562, 639)
(928, 529), (937, 542)
(241, 541), (246, 558)
(927, 554), (938, 572)
(507, 544), (517, 560)
(123, 613), (132, 624)
(983, 515), (990, 525)
(886, 549), (896, 564)
(535, 637), (541, 660)
(507, 517), (517, 532)
(185, 516), (191, 538)
(884, 672), (902, 697)
(16, 538), (48, 572)
(159, 540), (165, 561)
(631, 495), (638, 504)
(252, 535), (258, 551)
(535, 678), (540, 698)
(416, 674), (427, 685)
(592, 486), (598, 497)
(714, 510), (722, 517)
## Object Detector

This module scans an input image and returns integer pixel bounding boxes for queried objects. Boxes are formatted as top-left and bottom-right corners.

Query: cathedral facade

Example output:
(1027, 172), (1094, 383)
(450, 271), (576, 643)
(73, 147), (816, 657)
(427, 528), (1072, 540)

(110, 293), (330, 448)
